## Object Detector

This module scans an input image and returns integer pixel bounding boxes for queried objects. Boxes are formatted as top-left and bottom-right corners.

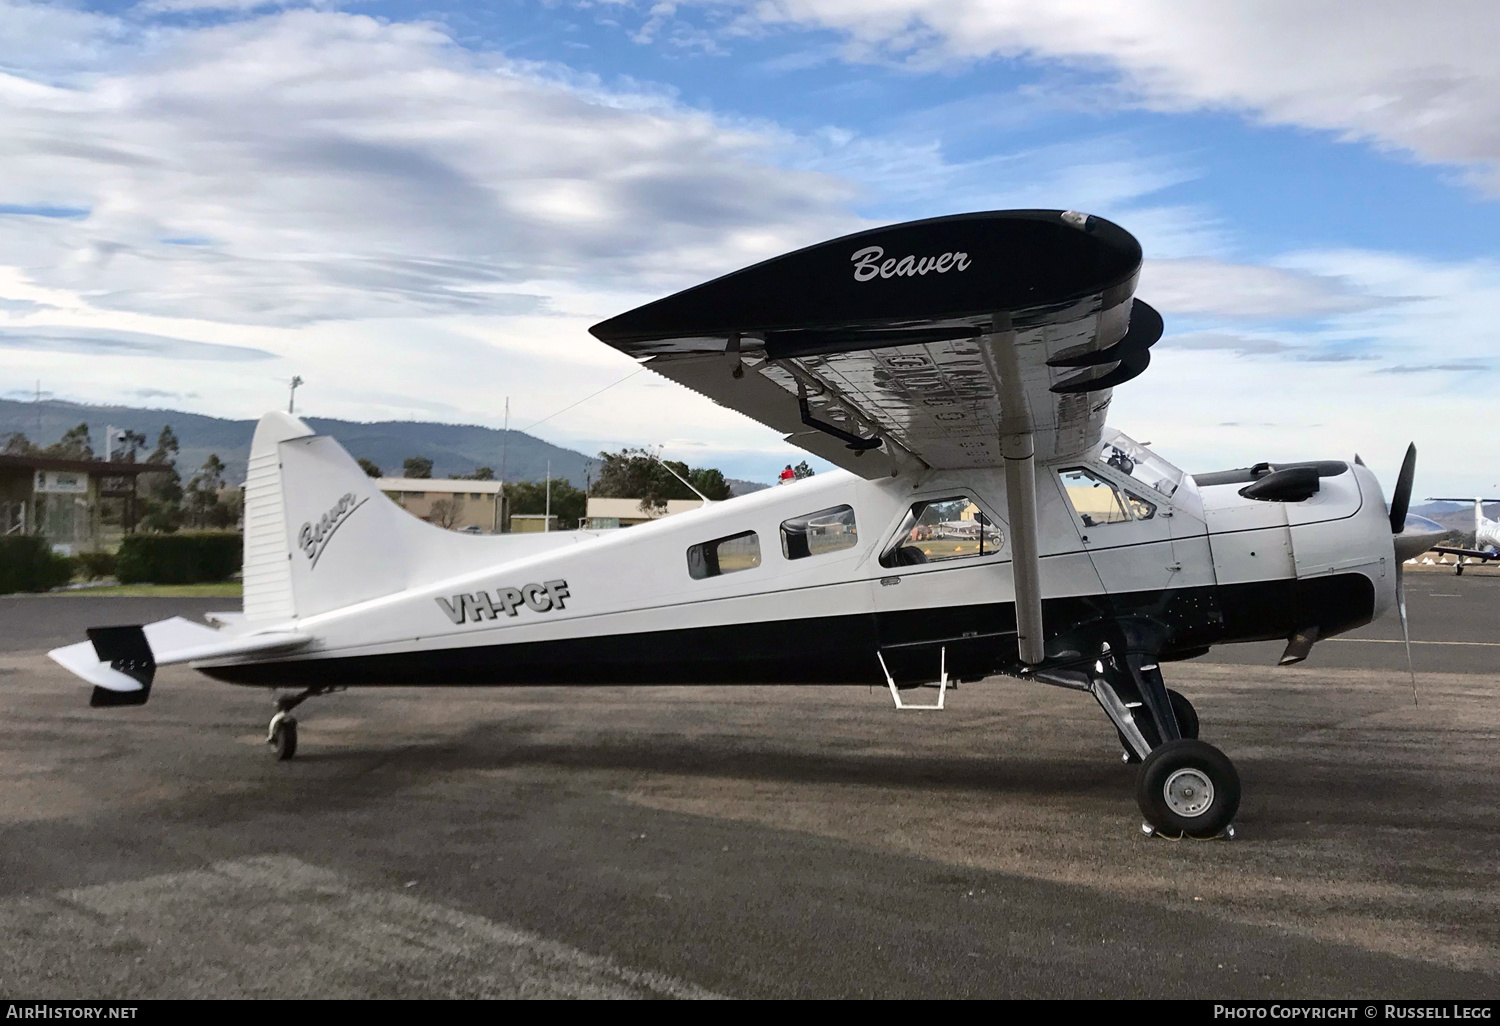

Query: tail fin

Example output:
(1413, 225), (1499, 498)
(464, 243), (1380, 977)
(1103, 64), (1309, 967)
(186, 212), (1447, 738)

(243, 412), (428, 622)
(243, 412), (309, 622)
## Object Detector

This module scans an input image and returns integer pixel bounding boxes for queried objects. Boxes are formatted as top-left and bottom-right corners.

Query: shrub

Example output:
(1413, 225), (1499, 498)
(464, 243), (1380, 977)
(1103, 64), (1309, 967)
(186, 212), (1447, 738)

(75, 550), (118, 581)
(116, 532), (242, 584)
(0, 536), (75, 594)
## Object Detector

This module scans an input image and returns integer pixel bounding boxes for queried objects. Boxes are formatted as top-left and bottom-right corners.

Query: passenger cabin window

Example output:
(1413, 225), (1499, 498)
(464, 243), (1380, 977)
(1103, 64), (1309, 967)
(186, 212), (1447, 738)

(1059, 468), (1156, 527)
(781, 505), (858, 560)
(687, 531), (761, 579)
(880, 497), (1004, 568)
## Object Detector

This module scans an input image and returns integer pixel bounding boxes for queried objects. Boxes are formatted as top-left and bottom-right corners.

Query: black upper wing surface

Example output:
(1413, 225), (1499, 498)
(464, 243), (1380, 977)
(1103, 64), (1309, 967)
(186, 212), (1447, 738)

(590, 210), (1161, 477)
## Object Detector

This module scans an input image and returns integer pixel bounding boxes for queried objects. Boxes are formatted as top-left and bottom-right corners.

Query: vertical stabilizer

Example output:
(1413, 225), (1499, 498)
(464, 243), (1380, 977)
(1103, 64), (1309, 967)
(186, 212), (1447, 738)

(243, 412), (315, 623)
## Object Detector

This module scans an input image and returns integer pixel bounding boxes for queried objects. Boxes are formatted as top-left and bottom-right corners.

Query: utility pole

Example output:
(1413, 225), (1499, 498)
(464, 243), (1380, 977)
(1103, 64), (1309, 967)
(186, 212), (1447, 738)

(288, 376), (304, 415)
(498, 397), (509, 533)
(544, 460), (551, 533)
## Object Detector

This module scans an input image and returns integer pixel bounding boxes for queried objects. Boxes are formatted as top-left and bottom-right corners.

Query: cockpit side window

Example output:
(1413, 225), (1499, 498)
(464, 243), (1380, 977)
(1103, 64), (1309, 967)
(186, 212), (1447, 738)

(880, 496), (1004, 568)
(1059, 468), (1156, 526)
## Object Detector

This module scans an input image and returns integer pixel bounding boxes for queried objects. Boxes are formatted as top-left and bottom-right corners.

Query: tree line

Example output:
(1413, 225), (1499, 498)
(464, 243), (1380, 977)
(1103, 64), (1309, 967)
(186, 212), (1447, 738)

(3, 423), (237, 532)
(5, 421), (803, 536)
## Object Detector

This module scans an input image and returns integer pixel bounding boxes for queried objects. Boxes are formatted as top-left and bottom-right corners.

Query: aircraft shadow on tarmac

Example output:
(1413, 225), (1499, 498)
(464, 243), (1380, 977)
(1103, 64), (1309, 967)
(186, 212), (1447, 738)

(247, 714), (1484, 844)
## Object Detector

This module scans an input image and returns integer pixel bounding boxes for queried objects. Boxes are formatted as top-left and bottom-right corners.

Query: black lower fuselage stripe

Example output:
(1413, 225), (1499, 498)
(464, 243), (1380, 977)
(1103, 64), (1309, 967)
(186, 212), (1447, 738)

(199, 574), (1375, 689)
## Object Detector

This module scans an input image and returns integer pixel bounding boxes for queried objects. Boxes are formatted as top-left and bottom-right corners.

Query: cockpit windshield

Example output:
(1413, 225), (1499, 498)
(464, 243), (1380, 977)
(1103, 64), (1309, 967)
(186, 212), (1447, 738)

(1097, 429), (1184, 498)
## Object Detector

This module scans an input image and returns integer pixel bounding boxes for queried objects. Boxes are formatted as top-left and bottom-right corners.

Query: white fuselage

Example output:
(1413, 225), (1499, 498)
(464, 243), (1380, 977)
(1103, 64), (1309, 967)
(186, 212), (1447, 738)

(198, 431), (1398, 688)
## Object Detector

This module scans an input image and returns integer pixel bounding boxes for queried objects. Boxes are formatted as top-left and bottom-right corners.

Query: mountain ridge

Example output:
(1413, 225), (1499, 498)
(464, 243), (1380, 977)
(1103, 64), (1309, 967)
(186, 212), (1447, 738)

(0, 398), (597, 486)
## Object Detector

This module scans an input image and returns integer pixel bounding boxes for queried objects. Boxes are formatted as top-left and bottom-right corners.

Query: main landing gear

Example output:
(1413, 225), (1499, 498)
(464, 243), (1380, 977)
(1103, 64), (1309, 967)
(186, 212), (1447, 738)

(265, 686), (340, 761)
(1091, 653), (1240, 838)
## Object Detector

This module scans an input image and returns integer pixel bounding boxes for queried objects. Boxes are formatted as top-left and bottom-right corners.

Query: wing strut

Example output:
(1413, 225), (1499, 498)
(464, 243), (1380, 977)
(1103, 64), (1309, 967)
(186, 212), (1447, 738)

(986, 315), (1046, 665)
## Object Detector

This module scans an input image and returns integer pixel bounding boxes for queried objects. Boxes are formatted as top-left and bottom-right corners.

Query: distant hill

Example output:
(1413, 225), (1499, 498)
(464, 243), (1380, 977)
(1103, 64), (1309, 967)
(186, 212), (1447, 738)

(0, 398), (598, 487)
(1412, 500), (1499, 548)
(728, 478), (769, 497)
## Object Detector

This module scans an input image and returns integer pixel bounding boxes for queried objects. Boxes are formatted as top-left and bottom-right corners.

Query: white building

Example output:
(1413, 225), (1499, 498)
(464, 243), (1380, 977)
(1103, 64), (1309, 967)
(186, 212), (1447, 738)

(583, 497), (703, 530)
(378, 478), (502, 533)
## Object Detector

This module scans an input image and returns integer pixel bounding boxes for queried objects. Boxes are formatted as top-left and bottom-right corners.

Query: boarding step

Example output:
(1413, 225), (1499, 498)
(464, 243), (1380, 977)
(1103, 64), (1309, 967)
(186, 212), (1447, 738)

(876, 646), (949, 710)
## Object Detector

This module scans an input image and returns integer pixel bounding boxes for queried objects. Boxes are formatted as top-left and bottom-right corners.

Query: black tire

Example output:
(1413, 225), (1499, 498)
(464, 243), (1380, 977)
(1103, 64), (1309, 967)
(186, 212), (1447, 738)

(271, 718), (298, 761)
(1136, 739), (1240, 838)
(1118, 689), (1197, 761)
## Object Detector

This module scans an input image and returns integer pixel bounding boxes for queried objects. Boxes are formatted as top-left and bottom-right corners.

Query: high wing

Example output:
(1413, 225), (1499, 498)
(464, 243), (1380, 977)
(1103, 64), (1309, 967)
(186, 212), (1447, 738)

(589, 209), (1161, 479)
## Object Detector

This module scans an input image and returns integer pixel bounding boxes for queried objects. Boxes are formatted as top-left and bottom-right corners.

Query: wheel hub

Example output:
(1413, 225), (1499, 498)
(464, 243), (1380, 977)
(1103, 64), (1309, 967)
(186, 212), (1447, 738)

(1163, 767), (1214, 818)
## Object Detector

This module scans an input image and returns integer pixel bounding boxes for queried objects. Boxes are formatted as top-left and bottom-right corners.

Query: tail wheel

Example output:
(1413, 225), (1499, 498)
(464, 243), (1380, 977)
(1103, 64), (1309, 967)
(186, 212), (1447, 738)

(270, 717), (298, 761)
(1119, 689), (1199, 762)
(1136, 739), (1240, 838)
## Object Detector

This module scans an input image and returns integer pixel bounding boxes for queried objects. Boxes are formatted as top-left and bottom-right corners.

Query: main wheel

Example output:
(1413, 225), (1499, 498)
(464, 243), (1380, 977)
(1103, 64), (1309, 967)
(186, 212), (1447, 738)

(1136, 739), (1240, 838)
(270, 717), (298, 761)
(1118, 689), (1199, 762)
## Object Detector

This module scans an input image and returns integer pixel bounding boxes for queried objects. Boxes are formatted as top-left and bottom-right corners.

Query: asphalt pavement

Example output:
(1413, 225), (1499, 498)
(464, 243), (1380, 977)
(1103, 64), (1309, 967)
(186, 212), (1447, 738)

(0, 585), (1496, 998)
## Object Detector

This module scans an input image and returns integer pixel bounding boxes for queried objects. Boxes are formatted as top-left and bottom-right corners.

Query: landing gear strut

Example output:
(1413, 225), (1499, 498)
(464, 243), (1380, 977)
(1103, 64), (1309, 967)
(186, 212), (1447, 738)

(266, 686), (340, 761)
(1091, 651), (1239, 838)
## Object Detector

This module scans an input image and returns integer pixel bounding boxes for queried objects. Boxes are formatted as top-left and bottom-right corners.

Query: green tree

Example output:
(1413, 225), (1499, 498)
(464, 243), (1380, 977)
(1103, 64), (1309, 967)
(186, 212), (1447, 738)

(112, 429), (147, 463)
(44, 423), (93, 460)
(402, 456), (433, 479)
(688, 467), (732, 501)
(147, 425), (179, 465)
(357, 457), (382, 478)
(2, 432), (36, 456)
(793, 460), (815, 480)
(592, 448), (726, 512)
(140, 426), (183, 533)
(505, 479), (586, 530)
(185, 454), (232, 529)
(468, 466), (496, 480)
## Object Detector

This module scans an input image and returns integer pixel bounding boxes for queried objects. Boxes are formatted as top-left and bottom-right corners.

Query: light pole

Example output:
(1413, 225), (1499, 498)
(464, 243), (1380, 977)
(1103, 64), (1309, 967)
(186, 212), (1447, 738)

(288, 376), (304, 415)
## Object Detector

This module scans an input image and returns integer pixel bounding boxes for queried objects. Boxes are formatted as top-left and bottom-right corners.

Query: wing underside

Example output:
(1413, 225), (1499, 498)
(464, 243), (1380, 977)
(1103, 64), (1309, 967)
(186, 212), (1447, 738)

(591, 210), (1161, 478)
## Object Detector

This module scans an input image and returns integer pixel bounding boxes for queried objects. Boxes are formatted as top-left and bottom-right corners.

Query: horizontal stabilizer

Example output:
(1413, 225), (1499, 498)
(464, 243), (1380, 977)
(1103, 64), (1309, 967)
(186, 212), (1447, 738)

(50, 617), (311, 705)
(83, 625), (155, 707)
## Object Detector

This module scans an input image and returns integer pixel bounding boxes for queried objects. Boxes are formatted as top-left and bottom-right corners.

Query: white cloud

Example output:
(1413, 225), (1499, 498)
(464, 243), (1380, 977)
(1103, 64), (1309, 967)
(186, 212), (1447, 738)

(717, 0), (1500, 188)
(2, 1), (1498, 490)
(1117, 248), (1500, 495)
(0, 324), (274, 360)
(1139, 258), (1385, 319)
(0, 8), (857, 326)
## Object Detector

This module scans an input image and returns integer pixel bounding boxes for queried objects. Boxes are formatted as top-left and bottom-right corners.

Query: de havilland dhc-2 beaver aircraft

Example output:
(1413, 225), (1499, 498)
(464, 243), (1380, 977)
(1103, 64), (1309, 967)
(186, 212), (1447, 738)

(50, 210), (1446, 838)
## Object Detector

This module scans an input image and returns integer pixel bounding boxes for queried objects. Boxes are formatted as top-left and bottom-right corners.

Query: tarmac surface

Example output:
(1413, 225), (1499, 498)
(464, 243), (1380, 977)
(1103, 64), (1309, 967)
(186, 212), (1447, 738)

(1, 576), (1497, 999)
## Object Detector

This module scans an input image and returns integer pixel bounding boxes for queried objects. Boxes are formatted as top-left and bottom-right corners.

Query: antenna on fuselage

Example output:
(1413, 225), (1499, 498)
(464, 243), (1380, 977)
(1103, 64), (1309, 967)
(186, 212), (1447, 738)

(651, 449), (713, 504)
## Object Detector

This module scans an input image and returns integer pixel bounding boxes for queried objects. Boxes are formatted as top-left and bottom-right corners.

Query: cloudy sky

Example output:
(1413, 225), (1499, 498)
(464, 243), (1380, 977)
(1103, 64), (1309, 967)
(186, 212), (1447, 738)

(2, 1), (1498, 490)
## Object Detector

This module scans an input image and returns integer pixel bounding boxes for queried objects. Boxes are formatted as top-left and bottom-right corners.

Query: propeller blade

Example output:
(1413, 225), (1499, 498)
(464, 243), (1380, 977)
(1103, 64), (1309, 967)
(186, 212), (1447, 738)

(1389, 442), (1417, 534)
(1396, 564), (1417, 706)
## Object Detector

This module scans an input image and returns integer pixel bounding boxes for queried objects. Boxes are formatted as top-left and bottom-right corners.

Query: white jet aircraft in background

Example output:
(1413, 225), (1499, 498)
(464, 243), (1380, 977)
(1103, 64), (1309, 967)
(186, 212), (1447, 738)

(1426, 497), (1500, 574)
(49, 210), (1444, 839)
